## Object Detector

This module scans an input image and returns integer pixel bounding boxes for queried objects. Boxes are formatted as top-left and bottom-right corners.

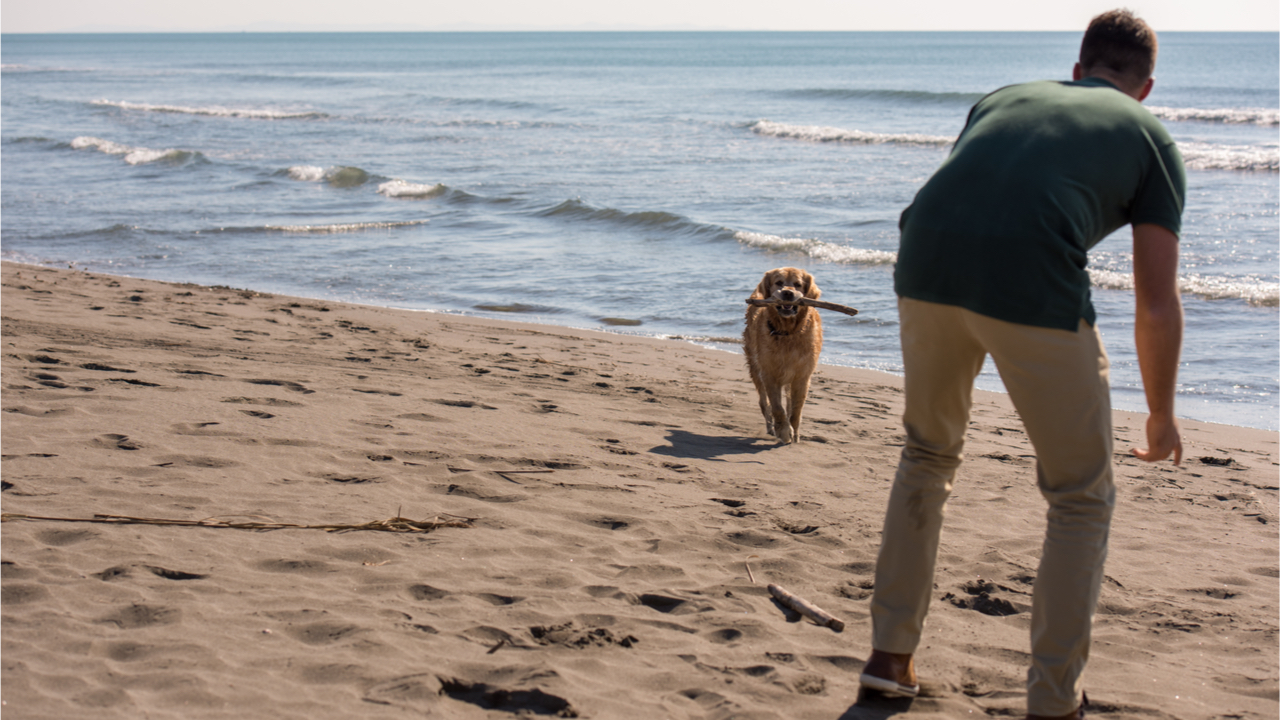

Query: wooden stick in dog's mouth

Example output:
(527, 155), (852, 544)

(746, 297), (859, 316)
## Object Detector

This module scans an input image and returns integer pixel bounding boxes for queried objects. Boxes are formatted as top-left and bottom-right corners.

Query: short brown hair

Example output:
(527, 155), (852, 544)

(1079, 9), (1158, 87)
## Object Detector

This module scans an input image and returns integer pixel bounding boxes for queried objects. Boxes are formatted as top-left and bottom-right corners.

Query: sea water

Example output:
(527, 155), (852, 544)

(2, 32), (1276, 430)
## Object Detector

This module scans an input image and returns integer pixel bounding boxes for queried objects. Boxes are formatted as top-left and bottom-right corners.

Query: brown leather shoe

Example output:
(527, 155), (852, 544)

(859, 650), (919, 698)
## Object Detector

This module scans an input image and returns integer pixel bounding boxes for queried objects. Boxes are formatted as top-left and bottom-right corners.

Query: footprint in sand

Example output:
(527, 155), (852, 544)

(221, 397), (303, 407)
(79, 362), (135, 373)
(97, 604), (181, 629)
(315, 473), (382, 484)
(284, 622), (367, 646)
(254, 559), (335, 574)
(474, 593), (522, 606)
(98, 564), (207, 581)
(433, 399), (498, 410)
(31, 373), (68, 388)
(407, 584), (450, 601)
(1, 584), (52, 605)
(440, 483), (524, 502)
(246, 379), (314, 394)
(92, 433), (141, 451)
(153, 455), (239, 469)
(530, 621), (638, 649)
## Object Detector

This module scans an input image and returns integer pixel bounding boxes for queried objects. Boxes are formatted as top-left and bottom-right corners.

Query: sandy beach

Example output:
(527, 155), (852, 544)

(2, 260), (1276, 719)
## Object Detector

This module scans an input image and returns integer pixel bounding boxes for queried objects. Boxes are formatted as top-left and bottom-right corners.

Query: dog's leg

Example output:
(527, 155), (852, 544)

(749, 367), (775, 436)
(786, 373), (813, 443)
(768, 381), (792, 443)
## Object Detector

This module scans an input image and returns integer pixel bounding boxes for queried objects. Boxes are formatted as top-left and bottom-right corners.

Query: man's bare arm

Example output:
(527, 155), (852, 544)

(1131, 222), (1184, 465)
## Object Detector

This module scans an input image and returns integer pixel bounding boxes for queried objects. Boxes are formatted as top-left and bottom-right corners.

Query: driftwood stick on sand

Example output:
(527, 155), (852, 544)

(0, 512), (474, 534)
(746, 297), (859, 316)
(768, 583), (846, 632)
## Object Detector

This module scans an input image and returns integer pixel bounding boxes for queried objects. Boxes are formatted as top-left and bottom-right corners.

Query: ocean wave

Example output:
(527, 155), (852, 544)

(735, 231), (898, 266)
(69, 136), (196, 165)
(782, 87), (985, 105)
(261, 220), (431, 234)
(2, 64), (84, 73)
(1090, 268), (1278, 307)
(1149, 106), (1280, 126)
(537, 199), (730, 238)
(377, 180), (448, 199)
(284, 165), (371, 188)
(750, 120), (954, 148)
(92, 99), (327, 120)
(424, 95), (551, 112)
(1178, 141), (1278, 172)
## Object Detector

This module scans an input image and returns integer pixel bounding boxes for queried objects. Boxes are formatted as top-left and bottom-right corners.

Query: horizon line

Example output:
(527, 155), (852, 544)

(3, 26), (1276, 34)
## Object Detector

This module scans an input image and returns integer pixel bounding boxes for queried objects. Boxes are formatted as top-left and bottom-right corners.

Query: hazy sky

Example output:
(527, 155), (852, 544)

(2, 0), (1277, 33)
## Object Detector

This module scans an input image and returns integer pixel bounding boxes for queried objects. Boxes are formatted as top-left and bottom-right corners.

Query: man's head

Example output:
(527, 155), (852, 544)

(1076, 9), (1158, 100)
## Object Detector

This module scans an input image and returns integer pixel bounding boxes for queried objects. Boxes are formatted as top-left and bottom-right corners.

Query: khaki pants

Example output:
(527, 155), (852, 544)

(871, 297), (1115, 717)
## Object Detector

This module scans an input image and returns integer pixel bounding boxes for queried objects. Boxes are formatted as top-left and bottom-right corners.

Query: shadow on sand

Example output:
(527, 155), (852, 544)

(647, 428), (781, 462)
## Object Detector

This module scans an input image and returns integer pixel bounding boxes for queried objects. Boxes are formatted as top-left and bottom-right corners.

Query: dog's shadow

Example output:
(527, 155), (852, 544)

(647, 428), (777, 462)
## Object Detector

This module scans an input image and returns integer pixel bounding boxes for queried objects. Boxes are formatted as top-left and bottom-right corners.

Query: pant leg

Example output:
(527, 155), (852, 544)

(971, 315), (1115, 717)
(871, 298), (987, 653)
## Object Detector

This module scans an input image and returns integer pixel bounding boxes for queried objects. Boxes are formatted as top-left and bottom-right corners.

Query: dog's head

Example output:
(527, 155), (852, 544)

(756, 267), (821, 318)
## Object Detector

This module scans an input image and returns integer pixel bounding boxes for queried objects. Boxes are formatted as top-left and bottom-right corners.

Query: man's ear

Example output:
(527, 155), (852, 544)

(1136, 76), (1154, 102)
(1072, 62), (1083, 81)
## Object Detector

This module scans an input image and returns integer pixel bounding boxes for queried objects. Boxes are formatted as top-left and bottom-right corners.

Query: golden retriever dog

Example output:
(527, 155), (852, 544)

(743, 267), (823, 444)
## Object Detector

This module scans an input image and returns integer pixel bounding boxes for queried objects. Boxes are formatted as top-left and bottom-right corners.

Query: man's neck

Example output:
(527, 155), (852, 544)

(1072, 63), (1153, 102)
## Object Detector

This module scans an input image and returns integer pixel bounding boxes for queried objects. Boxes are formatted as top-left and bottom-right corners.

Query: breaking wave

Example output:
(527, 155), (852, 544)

(377, 180), (448, 199)
(1090, 268), (1278, 307)
(196, 220), (429, 235)
(284, 165), (371, 188)
(1149, 106), (1279, 126)
(1178, 141), (1279, 172)
(69, 136), (196, 165)
(92, 99), (328, 120)
(734, 231), (898, 266)
(750, 120), (954, 148)
(265, 220), (430, 234)
(537, 199), (731, 238)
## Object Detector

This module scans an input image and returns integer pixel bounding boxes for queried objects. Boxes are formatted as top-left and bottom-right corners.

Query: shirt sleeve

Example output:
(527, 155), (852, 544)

(1130, 126), (1187, 237)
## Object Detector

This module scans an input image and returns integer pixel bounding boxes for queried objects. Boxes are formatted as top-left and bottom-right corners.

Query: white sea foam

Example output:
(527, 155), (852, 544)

(93, 99), (324, 120)
(265, 220), (430, 234)
(1149, 106), (1280, 126)
(734, 231), (898, 266)
(285, 165), (370, 187)
(377, 180), (447, 199)
(1089, 268), (1278, 307)
(1178, 141), (1279, 172)
(750, 120), (954, 148)
(70, 136), (190, 165)
(287, 165), (328, 182)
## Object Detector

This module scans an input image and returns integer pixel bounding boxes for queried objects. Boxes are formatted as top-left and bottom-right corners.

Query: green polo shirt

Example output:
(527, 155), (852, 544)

(894, 77), (1186, 330)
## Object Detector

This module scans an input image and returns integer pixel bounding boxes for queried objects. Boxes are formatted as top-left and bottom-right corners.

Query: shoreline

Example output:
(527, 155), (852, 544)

(3, 260), (1276, 719)
(4, 260), (1269, 433)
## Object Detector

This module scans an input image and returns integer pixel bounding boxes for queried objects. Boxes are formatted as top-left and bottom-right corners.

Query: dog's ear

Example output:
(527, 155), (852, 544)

(804, 272), (821, 300)
(755, 271), (774, 298)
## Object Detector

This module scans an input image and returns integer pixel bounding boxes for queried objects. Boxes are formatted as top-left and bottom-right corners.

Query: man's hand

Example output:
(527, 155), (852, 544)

(1133, 412), (1183, 465)
(1131, 223), (1184, 465)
